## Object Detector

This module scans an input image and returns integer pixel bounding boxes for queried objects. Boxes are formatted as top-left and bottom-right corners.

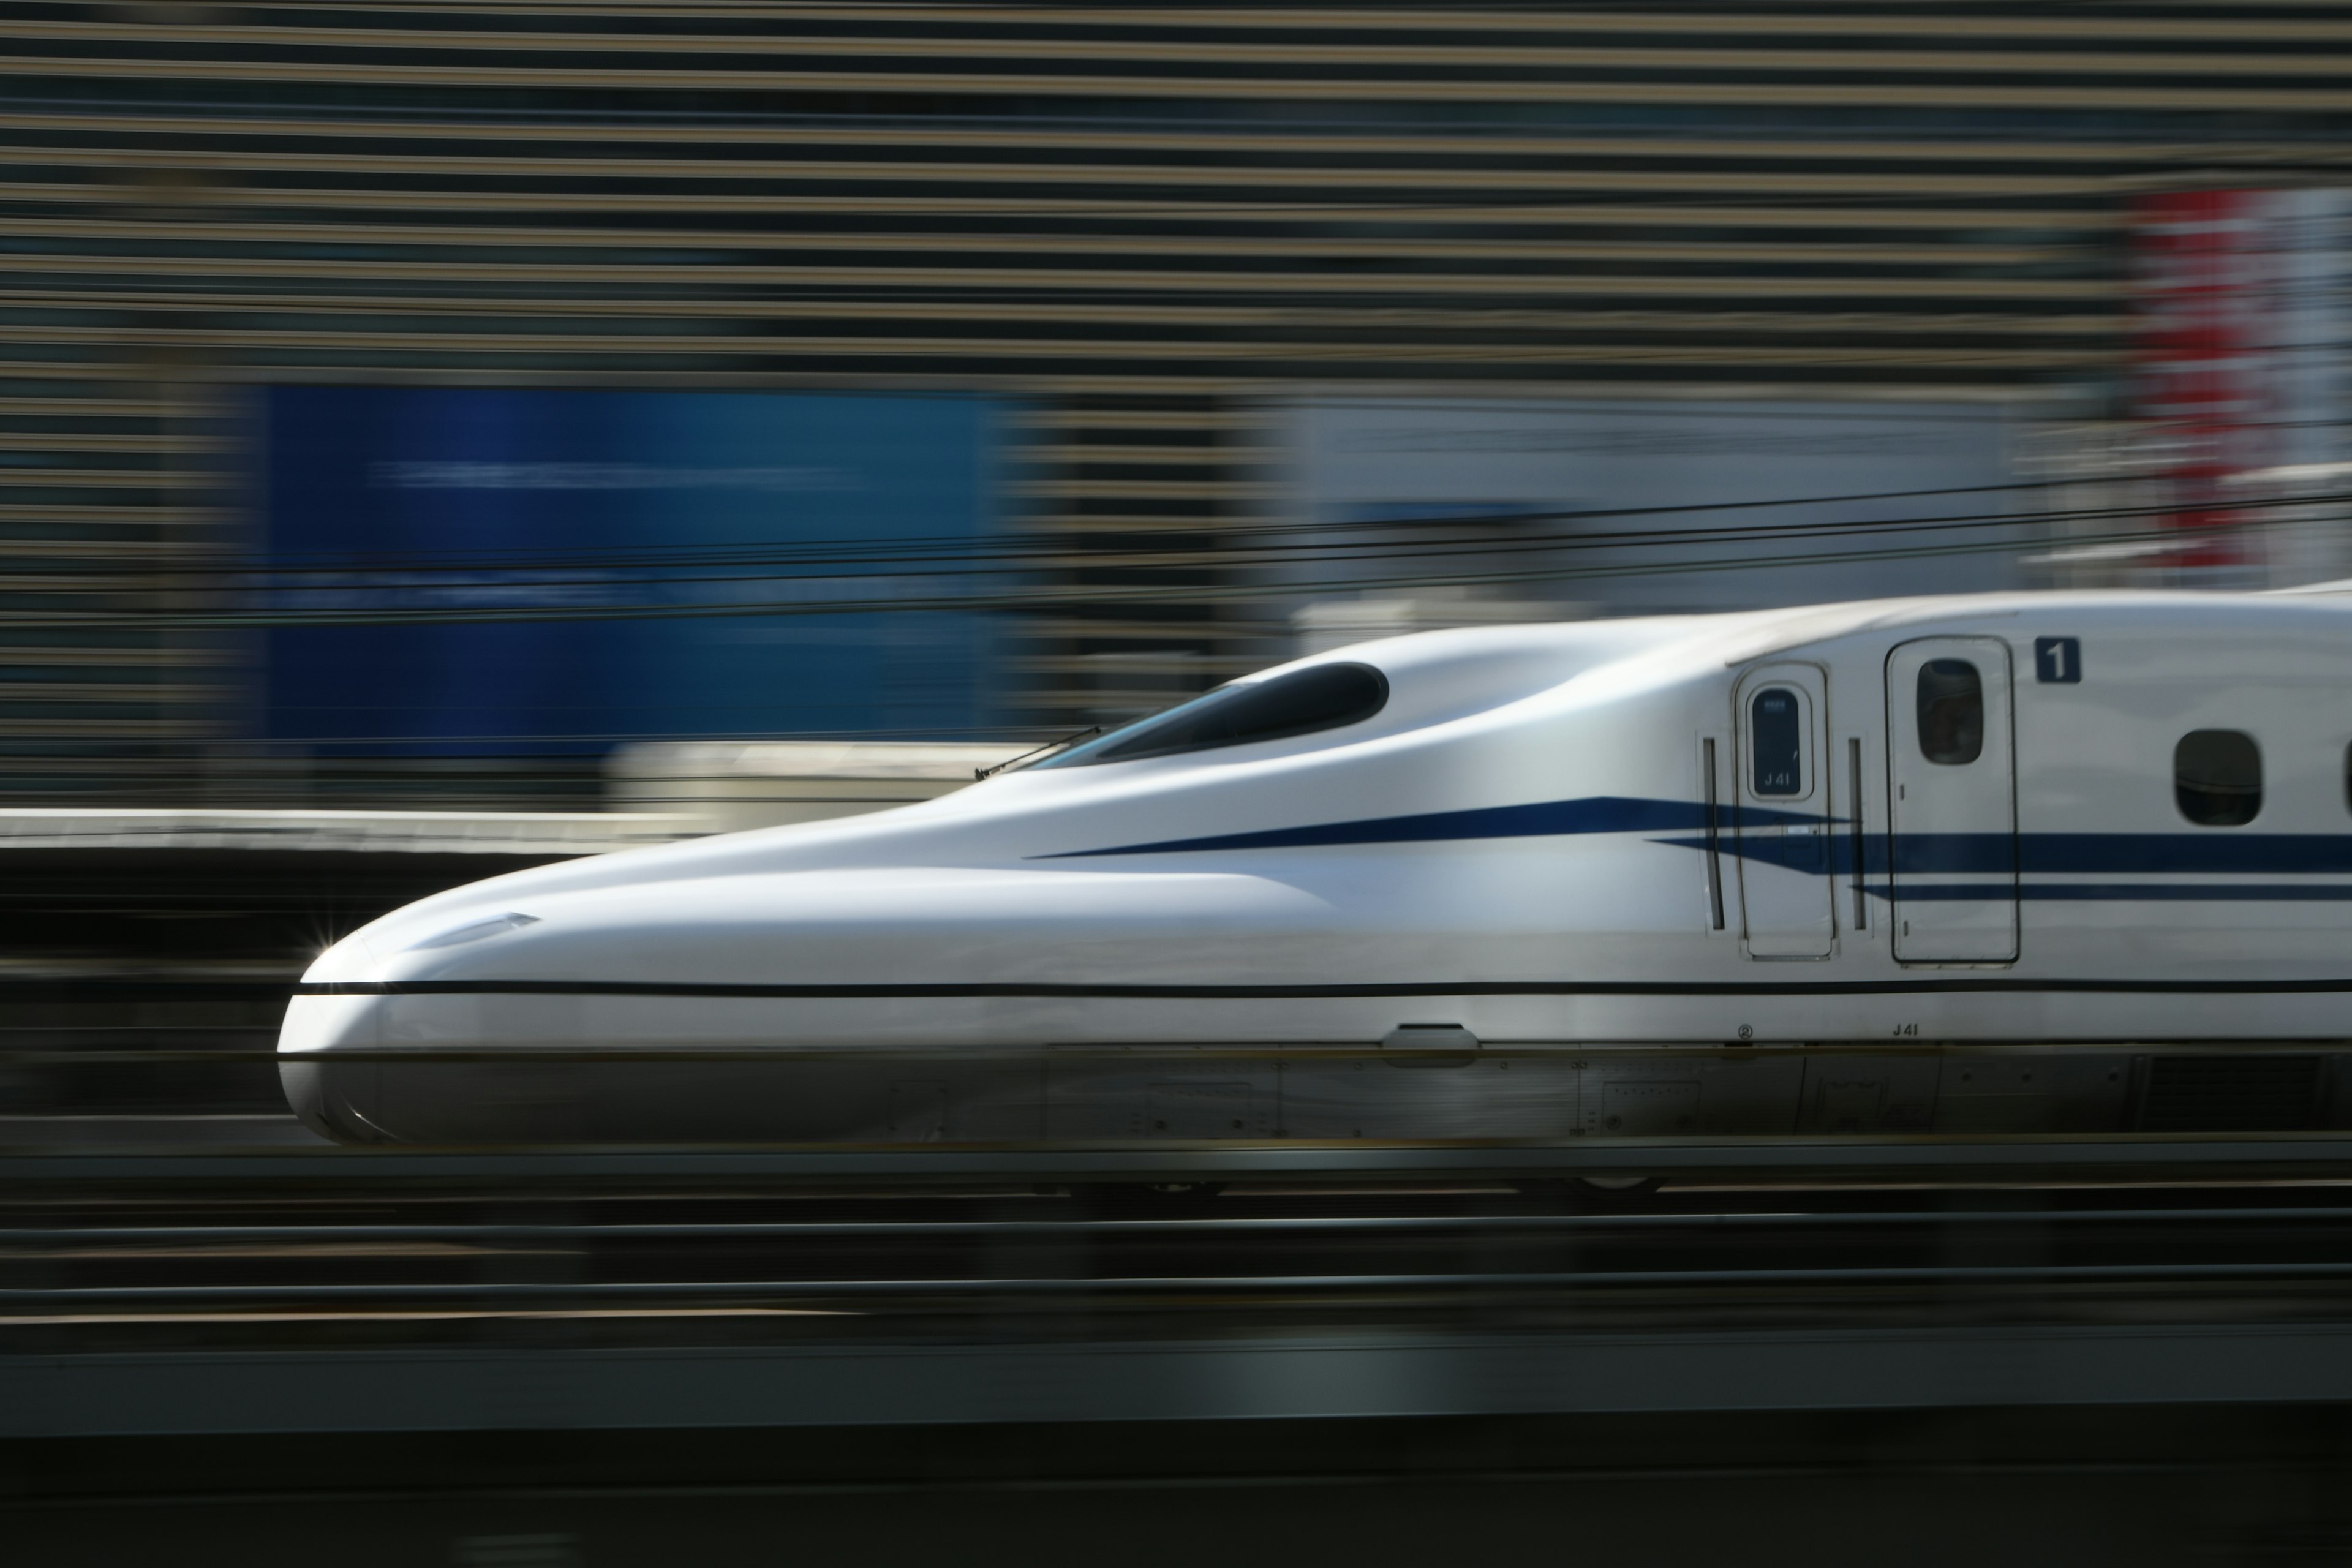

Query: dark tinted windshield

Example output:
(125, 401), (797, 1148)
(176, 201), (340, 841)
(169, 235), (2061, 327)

(1040, 662), (1390, 768)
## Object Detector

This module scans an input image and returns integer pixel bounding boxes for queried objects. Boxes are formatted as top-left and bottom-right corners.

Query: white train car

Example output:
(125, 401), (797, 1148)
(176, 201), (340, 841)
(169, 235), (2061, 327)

(282, 590), (2352, 1146)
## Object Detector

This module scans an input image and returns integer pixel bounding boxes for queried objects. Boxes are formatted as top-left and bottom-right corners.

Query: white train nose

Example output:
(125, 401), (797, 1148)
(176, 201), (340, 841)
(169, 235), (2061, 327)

(278, 929), (396, 1144)
(278, 989), (390, 1143)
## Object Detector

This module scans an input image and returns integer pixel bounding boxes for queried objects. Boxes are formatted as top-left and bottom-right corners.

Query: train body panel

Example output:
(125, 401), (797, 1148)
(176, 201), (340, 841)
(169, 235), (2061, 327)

(281, 590), (2352, 1144)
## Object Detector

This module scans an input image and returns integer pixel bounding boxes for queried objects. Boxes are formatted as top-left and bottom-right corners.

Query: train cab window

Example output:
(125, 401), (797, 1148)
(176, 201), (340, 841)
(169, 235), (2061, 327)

(1039, 661), (1390, 767)
(1916, 659), (1984, 765)
(1750, 687), (1803, 796)
(2176, 730), (2262, 826)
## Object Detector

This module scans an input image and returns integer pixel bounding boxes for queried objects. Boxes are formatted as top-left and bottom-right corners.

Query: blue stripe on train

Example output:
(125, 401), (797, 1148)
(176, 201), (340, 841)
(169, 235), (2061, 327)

(1038, 795), (1740, 858)
(1895, 883), (2352, 901)
(1671, 833), (2352, 877)
(1044, 795), (2352, 891)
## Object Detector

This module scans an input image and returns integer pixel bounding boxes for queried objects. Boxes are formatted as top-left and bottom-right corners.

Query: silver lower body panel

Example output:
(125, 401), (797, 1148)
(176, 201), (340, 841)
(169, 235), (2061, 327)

(279, 1043), (2352, 1147)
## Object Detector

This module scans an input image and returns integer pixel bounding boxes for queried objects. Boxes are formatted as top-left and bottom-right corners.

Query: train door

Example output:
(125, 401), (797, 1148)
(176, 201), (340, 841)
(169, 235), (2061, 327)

(1885, 638), (2018, 962)
(1734, 664), (1834, 959)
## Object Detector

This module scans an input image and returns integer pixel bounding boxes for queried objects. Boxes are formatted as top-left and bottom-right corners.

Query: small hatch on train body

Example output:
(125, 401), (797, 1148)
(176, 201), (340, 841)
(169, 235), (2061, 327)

(1382, 1024), (1480, 1051)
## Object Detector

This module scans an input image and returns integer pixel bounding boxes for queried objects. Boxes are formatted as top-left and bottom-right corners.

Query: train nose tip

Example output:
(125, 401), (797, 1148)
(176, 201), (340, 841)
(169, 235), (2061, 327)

(278, 944), (392, 1142)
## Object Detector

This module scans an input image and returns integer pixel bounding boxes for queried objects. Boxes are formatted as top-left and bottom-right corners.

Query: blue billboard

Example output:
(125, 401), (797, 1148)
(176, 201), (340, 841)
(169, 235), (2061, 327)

(257, 386), (1008, 751)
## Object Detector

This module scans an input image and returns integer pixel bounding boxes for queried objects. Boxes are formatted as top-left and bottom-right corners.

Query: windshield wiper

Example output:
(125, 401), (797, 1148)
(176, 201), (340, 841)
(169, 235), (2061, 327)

(974, 725), (1103, 781)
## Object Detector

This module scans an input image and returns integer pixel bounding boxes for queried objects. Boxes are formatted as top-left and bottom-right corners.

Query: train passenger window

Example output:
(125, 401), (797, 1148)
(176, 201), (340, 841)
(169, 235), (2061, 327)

(2176, 730), (2261, 826)
(1916, 659), (1983, 765)
(1040, 661), (1390, 767)
(1750, 687), (1803, 796)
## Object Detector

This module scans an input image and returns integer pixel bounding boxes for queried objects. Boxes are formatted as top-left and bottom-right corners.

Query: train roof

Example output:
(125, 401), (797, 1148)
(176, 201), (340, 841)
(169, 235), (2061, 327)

(1302, 589), (2352, 684)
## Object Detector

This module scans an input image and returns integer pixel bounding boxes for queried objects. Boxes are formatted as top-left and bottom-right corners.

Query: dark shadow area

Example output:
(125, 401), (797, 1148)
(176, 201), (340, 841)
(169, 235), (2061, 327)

(11, 1408), (2352, 1567)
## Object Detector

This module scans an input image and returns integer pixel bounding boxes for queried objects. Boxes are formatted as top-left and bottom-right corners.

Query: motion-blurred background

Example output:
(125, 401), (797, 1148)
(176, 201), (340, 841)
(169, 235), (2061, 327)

(9, 1), (2350, 822)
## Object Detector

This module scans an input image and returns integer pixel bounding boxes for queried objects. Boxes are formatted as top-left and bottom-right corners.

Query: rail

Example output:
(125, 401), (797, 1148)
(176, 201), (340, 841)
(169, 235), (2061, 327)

(17, 1184), (2352, 1433)
(14, 1133), (2352, 1185)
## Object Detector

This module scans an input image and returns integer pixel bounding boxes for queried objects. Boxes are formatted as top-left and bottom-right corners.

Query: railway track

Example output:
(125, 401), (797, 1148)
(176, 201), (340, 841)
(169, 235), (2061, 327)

(12, 1179), (2352, 1339)
(13, 1172), (2352, 1443)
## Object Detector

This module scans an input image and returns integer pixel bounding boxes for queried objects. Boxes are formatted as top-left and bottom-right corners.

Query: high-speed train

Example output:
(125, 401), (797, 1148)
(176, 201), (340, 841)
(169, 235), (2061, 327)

(284, 590), (2352, 1146)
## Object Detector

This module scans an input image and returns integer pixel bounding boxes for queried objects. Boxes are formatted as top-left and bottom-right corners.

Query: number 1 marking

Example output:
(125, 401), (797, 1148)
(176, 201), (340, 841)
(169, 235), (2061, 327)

(2035, 636), (2081, 685)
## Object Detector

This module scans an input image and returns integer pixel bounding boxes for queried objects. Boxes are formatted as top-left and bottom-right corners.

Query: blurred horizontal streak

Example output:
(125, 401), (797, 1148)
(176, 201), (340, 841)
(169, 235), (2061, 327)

(0, 214), (2123, 251)
(0, 731), (1025, 754)
(1027, 617), (1238, 641)
(0, 540), (217, 559)
(0, 173), (2136, 205)
(0, 108), (2332, 169)
(0, 434), (222, 453)
(1, 1243), (513, 1261)
(18, 13), (2352, 67)
(0, 685), (232, 705)
(0, 283), (2124, 314)
(0, 333), (2114, 368)
(14, 472), (2311, 576)
(0, 513), (223, 530)
(0, 395), (174, 414)
(13, 46), (2352, 110)
(10, 66), (2352, 113)
(0, 1046), (1705, 1065)
(1023, 409), (1248, 428)
(1022, 447), (1234, 466)
(0, 369), (1254, 391)
(28, 1262), (2352, 1310)
(1019, 480), (1272, 502)
(1015, 653), (1267, 678)
(15, 524), (2093, 587)
(14, 1138), (2352, 1186)
(0, 153), (2195, 205)
(0, 470), (205, 488)
(0, 255), (2097, 289)
(21, 6), (2352, 44)
(19, 1322), (2352, 1446)
(0, 720), (219, 737)
(0, 1308), (855, 1324)
(0, 290), (2126, 320)
(0, 514), (2124, 587)
(0, 538), (2228, 628)
(0, 648), (234, 667)
(1, 529), (2302, 638)
(21, 1205), (2352, 1245)
(0, 203), (2119, 234)
(15, 10), (2352, 58)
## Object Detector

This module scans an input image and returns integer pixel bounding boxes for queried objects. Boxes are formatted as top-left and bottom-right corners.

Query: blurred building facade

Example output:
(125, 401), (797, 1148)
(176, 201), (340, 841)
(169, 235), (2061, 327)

(4, 3), (2350, 804)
